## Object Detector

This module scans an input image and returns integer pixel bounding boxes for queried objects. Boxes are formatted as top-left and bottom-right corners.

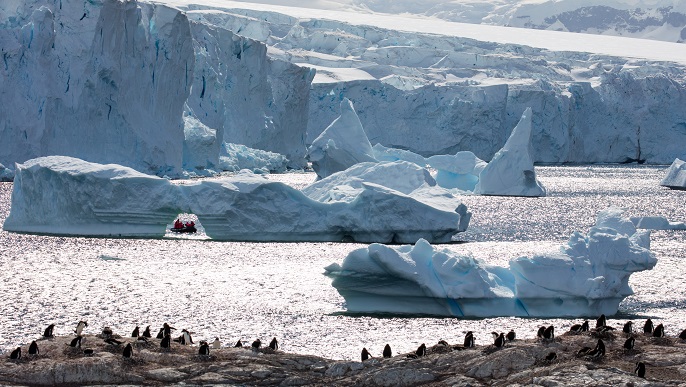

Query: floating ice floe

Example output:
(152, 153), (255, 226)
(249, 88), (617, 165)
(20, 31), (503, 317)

(661, 158), (686, 190)
(307, 98), (377, 180)
(630, 216), (686, 230)
(475, 107), (546, 197)
(3, 156), (470, 243)
(325, 207), (656, 317)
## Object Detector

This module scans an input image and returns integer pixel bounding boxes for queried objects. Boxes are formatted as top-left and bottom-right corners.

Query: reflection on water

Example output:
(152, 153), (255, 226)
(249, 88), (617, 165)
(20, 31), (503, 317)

(0, 165), (684, 360)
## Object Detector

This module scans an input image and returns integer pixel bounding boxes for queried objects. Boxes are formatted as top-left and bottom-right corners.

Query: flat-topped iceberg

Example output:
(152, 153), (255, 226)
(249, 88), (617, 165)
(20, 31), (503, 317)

(3, 156), (469, 243)
(631, 216), (686, 231)
(661, 158), (686, 190)
(325, 207), (656, 317)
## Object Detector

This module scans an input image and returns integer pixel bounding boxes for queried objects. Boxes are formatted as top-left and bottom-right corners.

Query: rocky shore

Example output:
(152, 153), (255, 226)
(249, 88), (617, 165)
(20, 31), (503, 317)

(2, 327), (686, 386)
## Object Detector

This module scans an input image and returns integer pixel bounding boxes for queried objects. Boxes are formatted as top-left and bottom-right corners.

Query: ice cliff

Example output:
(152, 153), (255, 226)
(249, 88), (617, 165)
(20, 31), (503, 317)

(325, 207), (657, 317)
(3, 156), (470, 243)
(0, 0), (313, 176)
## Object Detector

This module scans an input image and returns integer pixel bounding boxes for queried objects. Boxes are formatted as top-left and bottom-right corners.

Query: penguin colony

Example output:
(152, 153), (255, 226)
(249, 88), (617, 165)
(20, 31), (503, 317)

(6, 314), (686, 382)
(6, 320), (281, 361)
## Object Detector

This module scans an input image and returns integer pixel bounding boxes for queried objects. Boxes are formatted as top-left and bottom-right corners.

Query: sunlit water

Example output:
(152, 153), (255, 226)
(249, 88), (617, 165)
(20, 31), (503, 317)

(0, 165), (684, 360)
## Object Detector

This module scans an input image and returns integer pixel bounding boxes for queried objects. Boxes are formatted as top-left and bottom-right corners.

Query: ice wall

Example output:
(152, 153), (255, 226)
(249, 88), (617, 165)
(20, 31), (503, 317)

(325, 207), (657, 317)
(4, 156), (470, 243)
(0, 0), (194, 175)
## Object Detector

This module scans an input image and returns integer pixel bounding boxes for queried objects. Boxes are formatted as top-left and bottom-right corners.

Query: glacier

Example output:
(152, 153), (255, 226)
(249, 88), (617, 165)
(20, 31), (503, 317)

(218, 143), (288, 174)
(325, 207), (657, 317)
(660, 158), (686, 189)
(3, 156), (470, 243)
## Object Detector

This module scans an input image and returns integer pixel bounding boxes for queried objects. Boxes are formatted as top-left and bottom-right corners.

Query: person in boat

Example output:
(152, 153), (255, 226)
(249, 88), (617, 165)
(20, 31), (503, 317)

(174, 218), (183, 229)
(185, 221), (195, 229)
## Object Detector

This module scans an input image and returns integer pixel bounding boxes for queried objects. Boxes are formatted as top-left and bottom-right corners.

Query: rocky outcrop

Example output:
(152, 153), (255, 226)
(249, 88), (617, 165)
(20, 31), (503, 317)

(2, 331), (685, 386)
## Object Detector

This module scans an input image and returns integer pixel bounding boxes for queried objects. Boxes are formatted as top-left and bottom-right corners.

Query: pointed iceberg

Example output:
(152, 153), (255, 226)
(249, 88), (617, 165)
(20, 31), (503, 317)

(660, 158), (686, 190)
(475, 108), (546, 197)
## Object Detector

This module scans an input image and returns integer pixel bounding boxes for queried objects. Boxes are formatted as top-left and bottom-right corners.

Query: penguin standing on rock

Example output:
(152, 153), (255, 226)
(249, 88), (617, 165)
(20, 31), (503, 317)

(543, 325), (555, 340)
(269, 337), (278, 350)
(585, 339), (605, 360)
(415, 343), (427, 357)
(623, 321), (633, 335)
(43, 324), (55, 338)
(596, 314), (607, 329)
(131, 326), (140, 338)
(142, 326), (152, 338)
(182, 329), (194, 345)
(212, 337), (221, 349)
(634, 362), (646, 378)
(199, 341), (210, 356)
(69, 336), (83, 348)
(506, 330), (516, 341)
(643, 319), (654, 334)
(251, 339), (261, 349)
(234, 339), (243, 348)
(28, 341), (39, 356)
(494, 333), (505, 348)
(361, 347), (371, 361)
(537, 326), (546, 338)
(9, 347), (21, 360)
(623, 336), (635, 351)
(122, 343), (133, 358)
(383, 344), (392, 358)
(161, 335), (171, 349)
(464, 332), (475, 348)
(652, 323), (665, 338)
(75, 321), (88, 335)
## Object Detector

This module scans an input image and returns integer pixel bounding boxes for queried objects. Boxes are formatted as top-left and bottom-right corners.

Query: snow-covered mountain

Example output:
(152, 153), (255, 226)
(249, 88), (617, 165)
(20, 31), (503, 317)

(1, 0), (686, 176)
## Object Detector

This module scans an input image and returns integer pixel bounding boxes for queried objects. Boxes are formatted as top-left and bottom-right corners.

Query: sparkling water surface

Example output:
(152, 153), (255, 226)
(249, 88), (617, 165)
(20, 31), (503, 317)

(0, 165), (685, 360)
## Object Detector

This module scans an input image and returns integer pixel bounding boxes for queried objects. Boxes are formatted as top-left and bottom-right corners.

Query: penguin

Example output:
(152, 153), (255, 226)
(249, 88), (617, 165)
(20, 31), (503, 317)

(102, 327), (113, 336)
(543, 325), (555, 340)
(652, 323), (665, 338)
(361, 347), (371, 361)
(234, 339), (243, 348)
(9, 347), (21, 360)
(679, 328), (686, 340)
(382, 344), (392, 358)
(162, 323), (175, 337)
(494, 333), (505, 348)
(104, 337), (123, 345)
(69, 336), (82, 348)
(585, 339), (605, 360)
(415, 343), (427, 357)
(83, 349), (94, 356)
(173, 334), (185, 345)
(545, 352), (557, 362)
(596, 314), (607, 329)
(131, 326), (140, 338)
(28, 341), (39, 355)
(199, 341), (210, 356)
(569, 322), (583, 333)
(43, 324), (55, 338)
(182, 329), (194, 345)
(506, 330), (516, 341)
(251, 339), (261, 349)
(269, 337), (278, 350)
(142, 326), (152, 338)
(464, 331), (475, 348)
(643, 318), (654, 334)
(160, 335), (171, 349)
(437, 340), (449, 346)
(75, 321), (88, 335)
(623, 321), (633, 335)
(156, 328), (165, 339)
(537, 326), (546, 338)
(623, 336), (635, 351)
(122, 343), (133, 358)
(490, 331), (499, 340)
(634, 362), (646, 378)
(212, 337), (221, 349)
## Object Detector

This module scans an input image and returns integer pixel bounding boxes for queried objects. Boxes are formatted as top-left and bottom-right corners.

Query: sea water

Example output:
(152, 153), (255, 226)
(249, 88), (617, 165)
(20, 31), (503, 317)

(0, 165), (684, 360)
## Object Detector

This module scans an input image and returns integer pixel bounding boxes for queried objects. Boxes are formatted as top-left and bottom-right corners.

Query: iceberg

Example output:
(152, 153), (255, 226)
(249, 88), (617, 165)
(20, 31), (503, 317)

(475, 108), (546, 197)
(630, 216), (686, 231)
(660, 158), (686, 190)
(0, 163), (14, 182)
(3, 156), (469, 243)
(307, 98), (377, 180)
(427, 151), (487, 192)
(218, 143), (289, 174)
(325, 207), (657, 317)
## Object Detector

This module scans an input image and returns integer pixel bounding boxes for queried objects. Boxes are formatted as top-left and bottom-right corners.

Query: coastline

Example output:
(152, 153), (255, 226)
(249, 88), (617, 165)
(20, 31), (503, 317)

(1, 330), (684, 386)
